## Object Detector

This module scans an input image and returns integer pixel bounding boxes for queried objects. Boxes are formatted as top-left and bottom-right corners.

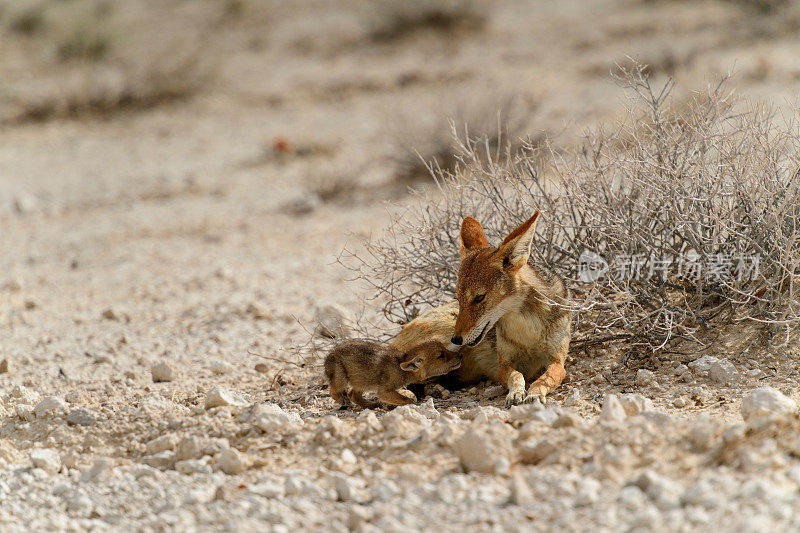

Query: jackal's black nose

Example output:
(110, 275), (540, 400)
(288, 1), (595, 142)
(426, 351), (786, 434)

(450, 335), (463, 346)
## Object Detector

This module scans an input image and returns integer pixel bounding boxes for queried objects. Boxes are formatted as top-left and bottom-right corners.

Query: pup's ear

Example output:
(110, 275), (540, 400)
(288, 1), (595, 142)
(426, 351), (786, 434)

(459, 217), (489, 260)
(497, 211), (540, 269)
(399, 356), (423, 372)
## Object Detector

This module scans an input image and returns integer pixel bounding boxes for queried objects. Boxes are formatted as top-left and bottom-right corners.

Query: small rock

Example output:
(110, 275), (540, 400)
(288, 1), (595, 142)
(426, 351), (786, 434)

(333, 473), (365, 502)
(563, 389), (581, 406)
(175, 436), (204, 462)
(141, 451), (175, 469)
(636, 369), (656, 388)
(210, 361), (234, 375)
(15, 404), (35, 421)
(80, 458), (111, 482)
(64, 390), (85, 404)
(600, 394), (627, 423)
(281, 194), (322, 216)
(619, 393), (654, 416)
(509, 473), (534, 506)
(508, 404), (558, 425)
(254, 363), (269, 373)
(205, 386), (248, 409)
(629, 470), (681, 510)
(454, 422), (517, 473)
(688, 355), (719, 376)
(252, 403), (303, 433)
(481, 385), (505, 398)
(519, 436), (558, 465)
(314, 304), (350, 339)
(708, 359), (738, 385)
(0, 358), (10, 374)
(30, 449), (60, 474)
(575, 478), (601, 506)
(13, 193), (38, 214)
(151, 362), (175, 383)
(66, 408), (96, 427)
(673, 396), (688, 408)
(101, 308), (118, 321)
(176, 458), (210, 475)
(145, 435), (178, 455)
(740, 386), (797, 424)
(553, 410), (583, 428)
(34, 396), (67, 418)
(217, 448), (247, 475)
(341, 449), (357, 464)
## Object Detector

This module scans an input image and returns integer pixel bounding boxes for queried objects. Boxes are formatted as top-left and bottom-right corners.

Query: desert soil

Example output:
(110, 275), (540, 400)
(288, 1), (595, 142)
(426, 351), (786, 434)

(1, 0), (800, 531)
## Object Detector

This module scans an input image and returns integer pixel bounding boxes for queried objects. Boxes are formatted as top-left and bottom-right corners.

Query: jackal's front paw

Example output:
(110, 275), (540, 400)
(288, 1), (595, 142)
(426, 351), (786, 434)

(523, 392), (546, 405)
(505, 390), (526, 407)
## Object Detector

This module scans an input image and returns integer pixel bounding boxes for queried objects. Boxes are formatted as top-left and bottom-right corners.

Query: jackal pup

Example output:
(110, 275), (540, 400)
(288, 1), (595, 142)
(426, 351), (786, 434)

(324, 340), (461, 409)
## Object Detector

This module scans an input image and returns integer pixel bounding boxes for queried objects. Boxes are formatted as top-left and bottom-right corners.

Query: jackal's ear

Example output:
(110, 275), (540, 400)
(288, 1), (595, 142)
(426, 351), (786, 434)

(497, 211), (540, 269)
(459, 217), (489, 260)
(399, 356), (422, 372)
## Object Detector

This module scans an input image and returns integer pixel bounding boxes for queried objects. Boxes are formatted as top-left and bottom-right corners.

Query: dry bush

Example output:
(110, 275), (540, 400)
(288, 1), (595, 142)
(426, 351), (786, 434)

(367, 0), (487, 42)
(347, 64), (800, 351)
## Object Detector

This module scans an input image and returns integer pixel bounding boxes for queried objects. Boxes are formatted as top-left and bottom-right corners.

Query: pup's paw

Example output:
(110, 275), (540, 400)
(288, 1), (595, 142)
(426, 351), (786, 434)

(523, 392), (546, 405)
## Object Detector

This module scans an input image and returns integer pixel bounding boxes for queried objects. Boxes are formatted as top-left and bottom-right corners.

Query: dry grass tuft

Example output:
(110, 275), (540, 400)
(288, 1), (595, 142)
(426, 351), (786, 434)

(367, 0), (487, 42)
(347, 63), (800, 352)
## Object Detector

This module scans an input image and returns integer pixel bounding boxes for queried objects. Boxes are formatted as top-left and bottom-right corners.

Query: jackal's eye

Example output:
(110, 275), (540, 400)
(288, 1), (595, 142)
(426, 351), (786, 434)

(438, 351), (446, 359)
(472, 294), (485, 304)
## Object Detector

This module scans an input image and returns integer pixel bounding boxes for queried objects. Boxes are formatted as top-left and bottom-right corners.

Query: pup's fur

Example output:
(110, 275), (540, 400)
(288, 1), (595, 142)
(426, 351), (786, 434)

(324, 339), (461, 409)
(390, 212), (572, 406)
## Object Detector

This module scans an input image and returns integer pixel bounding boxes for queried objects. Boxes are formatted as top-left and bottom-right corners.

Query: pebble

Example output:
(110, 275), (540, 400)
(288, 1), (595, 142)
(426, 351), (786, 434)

(709, 359), (738, 384)
(15, 403), (35, 421)
(740, 386), (797, 424)
(209, 361), (234, 375)
(333, 473), (365, 502)
(688, 355), (719, 376)
(563, 389), (581, 406)
(66, 408), (96, 426)
(80, 458), (111, 482)
(217, 448), (247, 475)
(254, 363), (269, 373)
(0, 357), (10, 374)
(252, 403), (303, 433)
(673, 396), (688, 408)
(601, 394), (627, 423)
(509, 473), (534, 506)
(30, 448), (60, 474)
(145, 435), (178, 455)
(34, 396), (67, 417)
(141, 451), (175, 469)
(636, 369), (656, 388)
(619, 393), (654, 416)
(205, 386), (248, 409)
(454, 422), (517, 474)
(151, 362), (175, 383)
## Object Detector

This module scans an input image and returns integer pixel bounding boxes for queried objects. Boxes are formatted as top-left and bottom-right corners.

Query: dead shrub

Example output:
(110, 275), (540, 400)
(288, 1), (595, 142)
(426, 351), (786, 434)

(367, 0), (487, 42)
(347, 63), (800, 351)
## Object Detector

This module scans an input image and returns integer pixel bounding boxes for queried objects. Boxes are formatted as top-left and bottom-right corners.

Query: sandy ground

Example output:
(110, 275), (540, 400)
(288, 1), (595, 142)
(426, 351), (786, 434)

(1, 0), (800, 531)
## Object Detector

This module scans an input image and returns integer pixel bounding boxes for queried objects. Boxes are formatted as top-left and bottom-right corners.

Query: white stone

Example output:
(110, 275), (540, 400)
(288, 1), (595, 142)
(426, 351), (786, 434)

(630, 470), (681, 510)
(688, 356), (719, 376)
(30, 449), (60, 474)
(740, 386), (797, 424)
(636, 369), (656, 387)
(563, 389), (581, 406)
(454, 422), (516, 474)
(314, 304), (350, 339)
(141, 451), (175, 469)
(252, 403), (302, 433)
(341, 449), (357, 464)
(151, 362), (175, 383)
(217, 448), (247, 475)
(80, 458), (110, 482)
(145, 434), (178, 455)
(333, 473), (365, 502)
(66, 408), (96, 426)
(15, 404), (35, 421)
(708, 359), (738, 384)
(205, 386), (248, 409)
(600, 394), (627, 423)
(508, 404), (559, 425)
(575, 478), (601, 506)
(34, 396), (67, 418)
(619, 393), (654, 416)
(509, 473), (534, 506)
(9, 385), (39, 405)
(209, 361), (234, 375)
(175, 436), (204, 461)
